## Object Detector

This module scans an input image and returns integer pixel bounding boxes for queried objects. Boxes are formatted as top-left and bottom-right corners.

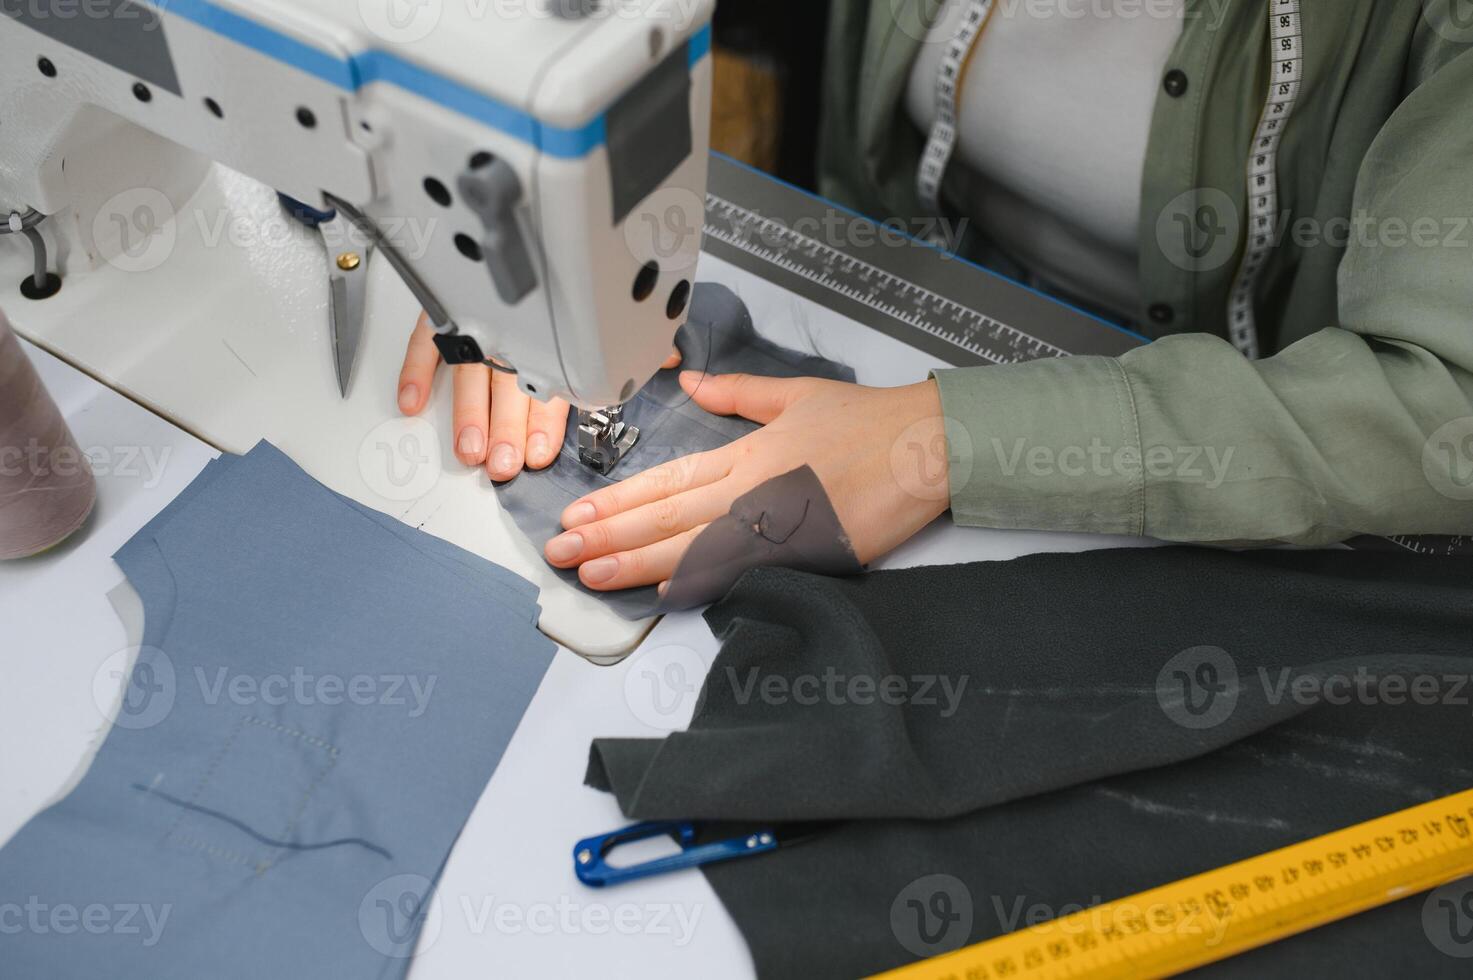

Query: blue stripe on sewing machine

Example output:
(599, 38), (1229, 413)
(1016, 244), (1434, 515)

(142, 0), (711, 159)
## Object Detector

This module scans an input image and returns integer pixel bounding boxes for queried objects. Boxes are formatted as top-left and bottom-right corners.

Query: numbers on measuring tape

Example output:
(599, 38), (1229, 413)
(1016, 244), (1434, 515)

(916, 0), (995, 245)
(1226, 0), (1304, 359)
(882, 791), (1473, 979)
(912, 0), (1306, 359)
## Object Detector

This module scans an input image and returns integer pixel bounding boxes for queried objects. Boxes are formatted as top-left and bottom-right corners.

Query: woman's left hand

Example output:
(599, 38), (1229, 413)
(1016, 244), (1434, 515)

(543, 372), (955, 591)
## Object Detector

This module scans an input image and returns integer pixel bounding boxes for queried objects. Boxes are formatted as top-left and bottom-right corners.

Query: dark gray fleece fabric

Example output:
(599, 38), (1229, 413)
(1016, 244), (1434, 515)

(587, 546), (1473, 978)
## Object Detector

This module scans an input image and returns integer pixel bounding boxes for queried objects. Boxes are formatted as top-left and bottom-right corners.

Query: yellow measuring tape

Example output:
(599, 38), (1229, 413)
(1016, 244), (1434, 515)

(876, 789), (1473, 979)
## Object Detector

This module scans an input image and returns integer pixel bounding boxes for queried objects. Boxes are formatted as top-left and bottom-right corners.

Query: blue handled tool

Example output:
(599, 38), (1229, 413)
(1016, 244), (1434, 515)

(574, 820), (838, 888)
(573, 821), (778, 888)
(279, 193), (373, 398)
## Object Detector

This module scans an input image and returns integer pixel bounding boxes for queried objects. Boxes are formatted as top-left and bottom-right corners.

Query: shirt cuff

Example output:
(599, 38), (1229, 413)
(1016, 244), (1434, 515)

(931, 357), (1146, 536)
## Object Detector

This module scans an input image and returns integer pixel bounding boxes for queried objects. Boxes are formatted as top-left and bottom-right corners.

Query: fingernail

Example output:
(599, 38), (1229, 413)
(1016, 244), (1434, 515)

(545, 532), (582, 563)
(657, 581), (669, 597)
(527, 432), (549, 465)
(398, 384), (420, 413)
(581, 556), (618, 585)
(490, 443), (518, 475)
(456, 427), (486, 459)
(457, 427), (484, 458)
(563, 501), (596, 528)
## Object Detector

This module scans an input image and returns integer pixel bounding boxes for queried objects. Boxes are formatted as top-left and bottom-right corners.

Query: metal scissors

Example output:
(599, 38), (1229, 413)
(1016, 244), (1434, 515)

(279, 193), (374, 398)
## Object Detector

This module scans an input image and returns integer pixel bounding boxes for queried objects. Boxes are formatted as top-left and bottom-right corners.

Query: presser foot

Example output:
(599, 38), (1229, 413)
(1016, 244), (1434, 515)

(577, 406), (639, 476)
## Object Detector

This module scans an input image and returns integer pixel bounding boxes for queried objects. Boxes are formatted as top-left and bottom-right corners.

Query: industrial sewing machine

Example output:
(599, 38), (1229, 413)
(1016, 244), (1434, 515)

(0, 0), (714, 474)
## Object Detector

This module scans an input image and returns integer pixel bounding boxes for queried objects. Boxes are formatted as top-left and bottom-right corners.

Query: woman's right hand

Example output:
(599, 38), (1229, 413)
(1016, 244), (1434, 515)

(396, 311), (681, 480)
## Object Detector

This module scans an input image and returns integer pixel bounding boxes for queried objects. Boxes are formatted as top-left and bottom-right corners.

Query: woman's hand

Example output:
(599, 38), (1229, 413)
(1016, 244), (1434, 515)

(397, 312), (680, 480)
(542, 372), (954, 591)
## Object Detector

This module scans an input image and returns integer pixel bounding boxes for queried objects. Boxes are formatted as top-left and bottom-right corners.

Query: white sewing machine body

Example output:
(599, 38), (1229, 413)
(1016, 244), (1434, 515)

(0, 0), (714, 410)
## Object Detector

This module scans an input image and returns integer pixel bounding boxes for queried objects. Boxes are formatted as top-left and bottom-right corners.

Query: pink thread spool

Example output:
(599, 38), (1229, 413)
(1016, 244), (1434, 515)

(0, 312), (96, 559)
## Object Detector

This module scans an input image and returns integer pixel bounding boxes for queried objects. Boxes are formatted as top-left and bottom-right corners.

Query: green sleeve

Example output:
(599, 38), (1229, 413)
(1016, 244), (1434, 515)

(936, 48), (1473, 547)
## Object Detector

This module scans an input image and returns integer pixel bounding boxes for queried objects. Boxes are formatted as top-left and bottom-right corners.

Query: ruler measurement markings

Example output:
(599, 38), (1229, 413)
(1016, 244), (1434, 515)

(705, 193), (1067, 367)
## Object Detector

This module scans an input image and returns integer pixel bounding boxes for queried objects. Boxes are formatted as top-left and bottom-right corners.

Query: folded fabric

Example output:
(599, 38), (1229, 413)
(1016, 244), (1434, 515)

(0, 441), (556, 980)
(495, 282), (858, 618)
(587, 547), (1473, 978)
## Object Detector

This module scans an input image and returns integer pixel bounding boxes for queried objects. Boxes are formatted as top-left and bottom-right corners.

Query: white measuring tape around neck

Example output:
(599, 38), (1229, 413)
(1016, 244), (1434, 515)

(1226, 0), (1304, 358)
(915, 0), (995, 243)
(915, 0), (1305, 357)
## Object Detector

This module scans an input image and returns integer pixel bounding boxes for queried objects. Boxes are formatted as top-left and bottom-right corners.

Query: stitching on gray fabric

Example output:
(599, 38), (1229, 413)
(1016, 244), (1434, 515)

(273, 747), (341, 860)
(242, 716), (340, 756)
(169, 832), (261, 870)
(165, 713), (249, 840)
(161, 715), (353, 873)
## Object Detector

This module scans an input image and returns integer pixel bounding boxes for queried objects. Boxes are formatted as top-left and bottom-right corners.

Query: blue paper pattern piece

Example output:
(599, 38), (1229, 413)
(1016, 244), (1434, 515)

(0, 442), (556, 979)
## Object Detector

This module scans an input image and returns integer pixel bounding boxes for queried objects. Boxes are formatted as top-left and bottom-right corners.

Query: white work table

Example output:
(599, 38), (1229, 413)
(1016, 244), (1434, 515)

(0, 161), (1155, 976)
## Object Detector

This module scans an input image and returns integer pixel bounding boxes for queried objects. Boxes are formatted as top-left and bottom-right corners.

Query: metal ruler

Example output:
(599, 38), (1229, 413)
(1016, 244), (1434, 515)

(1353, 534), (1473, 559)
(1226, 0), (1305, 359)
(876, 788), (1473, 979)
(703, 191), (1072, 366)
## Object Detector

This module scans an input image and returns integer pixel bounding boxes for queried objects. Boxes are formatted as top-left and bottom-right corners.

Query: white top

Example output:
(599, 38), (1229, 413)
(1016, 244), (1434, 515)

(906, 1), (1186, 319)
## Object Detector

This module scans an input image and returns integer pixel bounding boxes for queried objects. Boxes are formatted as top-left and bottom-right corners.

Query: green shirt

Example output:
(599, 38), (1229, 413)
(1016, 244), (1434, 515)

(819, 0), (1473, 545)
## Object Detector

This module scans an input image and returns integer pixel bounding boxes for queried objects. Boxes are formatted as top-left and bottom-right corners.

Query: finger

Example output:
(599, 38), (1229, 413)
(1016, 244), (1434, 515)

(525, 397), (569, 470)
(451, 362), (491, 465)
(560, 448), (731, 528)
(398, 313), (441, 415)
(486, 368), (532, 480)
(662, 347), (682, 370)
(545, 481), (734, 567)
(577, 525), (705, 592)
(680, 371), (809, 424)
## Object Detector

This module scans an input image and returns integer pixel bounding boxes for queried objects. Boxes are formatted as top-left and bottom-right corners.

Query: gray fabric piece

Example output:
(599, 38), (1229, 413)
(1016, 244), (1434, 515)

(0, 441), (555, 979)
(586, 547), (1473, 978)
(495, 282), (857, 617)
(659, 465), (862, 611)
